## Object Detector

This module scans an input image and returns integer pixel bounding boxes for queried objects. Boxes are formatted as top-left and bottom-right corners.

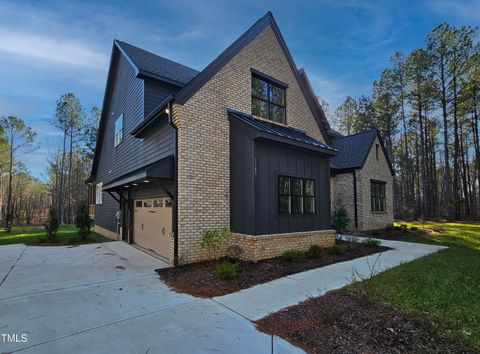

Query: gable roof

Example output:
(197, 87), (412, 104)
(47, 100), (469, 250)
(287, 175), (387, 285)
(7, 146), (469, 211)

(173, 12), (329, 142)
(115, 40), (199, 86)
(330, 129), (394, 175)
(228, 109), (336, 155)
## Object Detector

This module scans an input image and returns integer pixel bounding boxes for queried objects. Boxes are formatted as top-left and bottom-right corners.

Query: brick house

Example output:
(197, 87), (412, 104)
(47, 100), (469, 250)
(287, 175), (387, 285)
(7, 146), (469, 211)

(87, 12), (394, 265)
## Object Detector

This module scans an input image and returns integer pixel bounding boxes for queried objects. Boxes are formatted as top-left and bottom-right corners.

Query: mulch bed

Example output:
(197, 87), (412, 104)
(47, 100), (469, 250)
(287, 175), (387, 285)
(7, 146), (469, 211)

(255, 290), (477, 354)
(156, 242), (390, 297)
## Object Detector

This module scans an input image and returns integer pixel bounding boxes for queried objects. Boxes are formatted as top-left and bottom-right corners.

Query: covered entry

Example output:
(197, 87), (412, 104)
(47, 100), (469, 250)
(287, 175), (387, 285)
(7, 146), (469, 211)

(134, 197), (172, 260)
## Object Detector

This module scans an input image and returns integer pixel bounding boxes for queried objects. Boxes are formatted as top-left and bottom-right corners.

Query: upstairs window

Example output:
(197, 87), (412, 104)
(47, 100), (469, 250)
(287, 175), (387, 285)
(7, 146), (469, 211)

(375, 143), (380, 160)
(279, 176), (315, 214)
(114, 114), (123, 147)
(251, 74), (286, 124)
(371, 180), (386, 212)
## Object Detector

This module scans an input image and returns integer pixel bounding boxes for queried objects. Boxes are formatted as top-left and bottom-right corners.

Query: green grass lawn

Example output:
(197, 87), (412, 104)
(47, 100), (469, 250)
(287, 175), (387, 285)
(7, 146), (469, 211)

(0, 225), (109, 246)
(358, 221), (480, 349)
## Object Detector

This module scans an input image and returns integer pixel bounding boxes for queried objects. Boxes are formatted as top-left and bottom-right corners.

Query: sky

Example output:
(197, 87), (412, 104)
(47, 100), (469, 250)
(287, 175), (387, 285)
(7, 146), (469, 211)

(1, 0), (479, 180)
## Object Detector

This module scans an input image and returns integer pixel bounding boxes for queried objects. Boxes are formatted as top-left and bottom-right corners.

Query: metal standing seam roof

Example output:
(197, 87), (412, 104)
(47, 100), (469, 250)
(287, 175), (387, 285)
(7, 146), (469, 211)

(115, 40), (199, 85)
(329, 129), (378, 170)
(227, 109), (336, 152)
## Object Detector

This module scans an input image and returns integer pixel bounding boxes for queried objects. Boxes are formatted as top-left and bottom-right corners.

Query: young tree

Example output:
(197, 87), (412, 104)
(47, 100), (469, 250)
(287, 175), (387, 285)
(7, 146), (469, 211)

(333, 96), (358, 135)
(0, 116), (36, 231)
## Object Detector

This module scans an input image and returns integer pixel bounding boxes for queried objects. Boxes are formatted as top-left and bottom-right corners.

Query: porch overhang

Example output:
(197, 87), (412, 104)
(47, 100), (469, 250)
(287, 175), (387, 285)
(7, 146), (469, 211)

(102, 155), (174, 192)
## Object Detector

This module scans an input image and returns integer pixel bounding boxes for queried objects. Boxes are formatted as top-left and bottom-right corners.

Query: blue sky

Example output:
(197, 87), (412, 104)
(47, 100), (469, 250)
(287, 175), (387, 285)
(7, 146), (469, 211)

(1, 0), (479, 180)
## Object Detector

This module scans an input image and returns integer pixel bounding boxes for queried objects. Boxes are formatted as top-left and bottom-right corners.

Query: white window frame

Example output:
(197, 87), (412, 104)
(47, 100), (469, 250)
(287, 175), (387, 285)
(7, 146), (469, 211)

(114, 114), (123, 147)
(96, 182), (103, 205)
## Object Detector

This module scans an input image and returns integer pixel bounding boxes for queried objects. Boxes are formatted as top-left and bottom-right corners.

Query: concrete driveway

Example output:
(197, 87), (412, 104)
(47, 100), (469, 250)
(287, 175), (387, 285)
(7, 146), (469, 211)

(0, 242), (301, 354)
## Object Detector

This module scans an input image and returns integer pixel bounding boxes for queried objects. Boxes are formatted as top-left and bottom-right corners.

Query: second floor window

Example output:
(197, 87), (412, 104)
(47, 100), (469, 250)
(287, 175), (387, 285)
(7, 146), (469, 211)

(252, 75), (286, 124)
(114, 114), (123, 147)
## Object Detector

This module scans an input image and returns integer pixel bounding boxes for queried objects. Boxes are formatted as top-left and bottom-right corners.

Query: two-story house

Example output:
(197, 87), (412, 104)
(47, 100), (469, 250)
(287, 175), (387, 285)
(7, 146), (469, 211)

(87, 12), (394, 266)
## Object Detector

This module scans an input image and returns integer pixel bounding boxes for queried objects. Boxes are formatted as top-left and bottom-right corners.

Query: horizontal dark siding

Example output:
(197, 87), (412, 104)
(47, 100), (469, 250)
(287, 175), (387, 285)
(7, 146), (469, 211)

(144, 78), (179, 117)
(94, 53), (175, 232)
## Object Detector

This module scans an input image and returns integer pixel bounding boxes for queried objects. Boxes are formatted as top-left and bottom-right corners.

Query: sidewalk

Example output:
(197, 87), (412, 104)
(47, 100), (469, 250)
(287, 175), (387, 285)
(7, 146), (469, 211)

(214, 237), (447, 320)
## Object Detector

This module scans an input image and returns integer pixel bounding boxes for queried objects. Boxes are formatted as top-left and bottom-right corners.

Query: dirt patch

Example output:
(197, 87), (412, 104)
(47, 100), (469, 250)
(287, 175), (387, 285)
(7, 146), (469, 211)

(156, 242), (389, 297)
(255, 291), (476, 354)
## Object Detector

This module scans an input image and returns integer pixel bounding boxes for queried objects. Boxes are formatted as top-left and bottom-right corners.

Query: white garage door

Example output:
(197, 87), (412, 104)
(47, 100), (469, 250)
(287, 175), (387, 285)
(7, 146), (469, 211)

(133, 198), (172, 260)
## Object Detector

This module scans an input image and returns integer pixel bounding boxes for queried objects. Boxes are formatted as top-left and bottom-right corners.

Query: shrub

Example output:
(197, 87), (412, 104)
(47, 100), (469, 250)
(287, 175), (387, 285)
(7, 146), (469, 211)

(226, 244), (244, 260)
(214, 261), (239, 280)
(363, 238), (381, 248)
(410, 226), (418, 231)
(282, 250), (305, 263)
(202, 228), (231, 260)
(306, 244), (324, 259)
(331, 207), (350, 234)
(75, 203), (92, 240)
(45, 207), (59, 242)
(331, 244), (348, 255)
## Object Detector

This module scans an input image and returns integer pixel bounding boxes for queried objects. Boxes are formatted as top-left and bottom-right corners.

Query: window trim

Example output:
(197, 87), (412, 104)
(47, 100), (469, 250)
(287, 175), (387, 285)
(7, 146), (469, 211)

(278, 175), (315, 215)
(370, 179), (386, 212)
(251, 72), (287, 124)
(114, 114), (123, 147)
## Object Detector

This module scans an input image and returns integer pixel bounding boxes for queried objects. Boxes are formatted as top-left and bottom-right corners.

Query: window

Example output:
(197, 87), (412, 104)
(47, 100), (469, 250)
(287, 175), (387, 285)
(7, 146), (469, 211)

(95, 182), (103, 205)
(279, 176), (315, 214)
(251, 75), (286, 124)
(371, 180), (386, 212)
(375, 143), (380, 161)
(135, 200), (142, 208)
(114, 114), (123, 147)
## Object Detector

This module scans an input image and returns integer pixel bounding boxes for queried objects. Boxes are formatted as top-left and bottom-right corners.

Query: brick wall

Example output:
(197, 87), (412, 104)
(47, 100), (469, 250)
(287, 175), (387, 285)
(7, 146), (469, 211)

(231, 230), (336, 262)
(330, 173), (356, 230)
(172, 25), (327, 264)
(356, 136), (394, 230)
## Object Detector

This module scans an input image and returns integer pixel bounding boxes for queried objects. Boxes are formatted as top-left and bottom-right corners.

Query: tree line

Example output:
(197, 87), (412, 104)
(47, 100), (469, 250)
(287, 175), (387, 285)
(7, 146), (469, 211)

(0, 93), (99, 231)
(331, 23), (480, 221)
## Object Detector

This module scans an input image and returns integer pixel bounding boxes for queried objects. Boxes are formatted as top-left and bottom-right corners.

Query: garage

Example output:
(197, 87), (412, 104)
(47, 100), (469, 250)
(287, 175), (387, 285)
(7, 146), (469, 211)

(134, 197), (172, 260)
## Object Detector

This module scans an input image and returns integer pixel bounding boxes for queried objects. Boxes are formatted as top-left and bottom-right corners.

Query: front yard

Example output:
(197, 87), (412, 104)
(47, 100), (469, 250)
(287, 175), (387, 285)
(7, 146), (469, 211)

(256, 221), (480, 353)
(0, 225), (109, 246)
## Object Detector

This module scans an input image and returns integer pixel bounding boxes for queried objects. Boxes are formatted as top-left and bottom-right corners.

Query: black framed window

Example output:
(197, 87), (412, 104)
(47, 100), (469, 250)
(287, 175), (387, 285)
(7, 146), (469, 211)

(252, 75), (286, 124)
(371, 180), (386, 212)
(279, 176), (315, 214)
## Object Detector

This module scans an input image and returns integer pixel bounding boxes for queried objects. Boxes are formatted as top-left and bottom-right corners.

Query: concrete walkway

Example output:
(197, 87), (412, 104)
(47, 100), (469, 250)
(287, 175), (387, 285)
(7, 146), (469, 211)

(0, 238), (446, 353)
(213, 237), (446, 320)
(0, 242), (301, 354)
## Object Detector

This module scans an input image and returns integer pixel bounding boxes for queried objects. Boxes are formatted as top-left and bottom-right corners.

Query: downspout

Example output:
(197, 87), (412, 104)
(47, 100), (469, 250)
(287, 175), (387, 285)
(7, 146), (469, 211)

(166, 101), (179, 266)
(353, 170), (358, 230)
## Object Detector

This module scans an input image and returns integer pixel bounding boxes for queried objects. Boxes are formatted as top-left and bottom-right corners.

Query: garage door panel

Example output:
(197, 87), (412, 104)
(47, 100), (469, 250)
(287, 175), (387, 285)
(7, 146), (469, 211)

(134, 198), (172, 260)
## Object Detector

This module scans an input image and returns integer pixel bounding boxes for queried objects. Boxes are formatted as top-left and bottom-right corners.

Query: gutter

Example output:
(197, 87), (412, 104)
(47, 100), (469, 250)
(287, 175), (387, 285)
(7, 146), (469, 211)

(166, 101), (179, 266)
(353, 170), (358, 229)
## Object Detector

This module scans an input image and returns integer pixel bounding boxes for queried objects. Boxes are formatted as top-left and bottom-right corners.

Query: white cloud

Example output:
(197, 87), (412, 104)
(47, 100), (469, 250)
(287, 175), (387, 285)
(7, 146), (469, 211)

(428, 0), (480, 21)
(0, 28), (108, 69)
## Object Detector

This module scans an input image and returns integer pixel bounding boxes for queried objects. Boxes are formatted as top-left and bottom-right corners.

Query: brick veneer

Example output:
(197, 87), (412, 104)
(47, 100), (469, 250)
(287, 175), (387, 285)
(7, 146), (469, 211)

(172, 24), (328, 265)
(231, 230), (336, 262)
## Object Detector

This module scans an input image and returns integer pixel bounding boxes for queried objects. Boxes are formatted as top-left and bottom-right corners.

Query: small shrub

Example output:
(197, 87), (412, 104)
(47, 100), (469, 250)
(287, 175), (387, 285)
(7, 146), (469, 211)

(331, 207), (350, 234)
(282, 250), (305, 263)
(226, 244), (244, 260)
(214, 261), (239, 280)
(45, 207), (59, 242)
(75, 203), (92, 240)
(331, 244), (348, 255)
(363, 238), (381, 248)
(202, 228), (232, 260)
(306, 244), (324, 259)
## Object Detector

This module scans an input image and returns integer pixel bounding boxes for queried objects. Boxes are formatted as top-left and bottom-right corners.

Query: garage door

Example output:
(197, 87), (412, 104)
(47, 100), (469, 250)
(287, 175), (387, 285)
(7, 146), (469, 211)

(133, 198), (172, 260)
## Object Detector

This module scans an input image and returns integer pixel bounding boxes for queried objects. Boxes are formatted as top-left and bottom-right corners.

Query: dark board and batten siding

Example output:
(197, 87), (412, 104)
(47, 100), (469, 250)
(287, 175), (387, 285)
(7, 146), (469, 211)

(231, 122), (331, 235)
(95, 53), (175, 233)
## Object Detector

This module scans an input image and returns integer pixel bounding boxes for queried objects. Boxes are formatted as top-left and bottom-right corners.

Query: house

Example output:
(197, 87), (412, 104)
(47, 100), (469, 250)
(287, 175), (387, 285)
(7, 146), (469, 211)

(87, 12), (393, 266)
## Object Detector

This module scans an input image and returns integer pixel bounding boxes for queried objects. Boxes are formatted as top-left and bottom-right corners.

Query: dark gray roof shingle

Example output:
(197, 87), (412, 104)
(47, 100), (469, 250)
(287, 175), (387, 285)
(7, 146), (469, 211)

(115, 40), (199, 85)
(330, 129), (377, 170)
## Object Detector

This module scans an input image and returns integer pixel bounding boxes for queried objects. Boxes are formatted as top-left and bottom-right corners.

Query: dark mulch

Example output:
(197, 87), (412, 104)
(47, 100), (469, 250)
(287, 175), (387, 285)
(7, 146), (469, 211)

(156, 242), (389, 297)
(255, 291), (477, 354)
